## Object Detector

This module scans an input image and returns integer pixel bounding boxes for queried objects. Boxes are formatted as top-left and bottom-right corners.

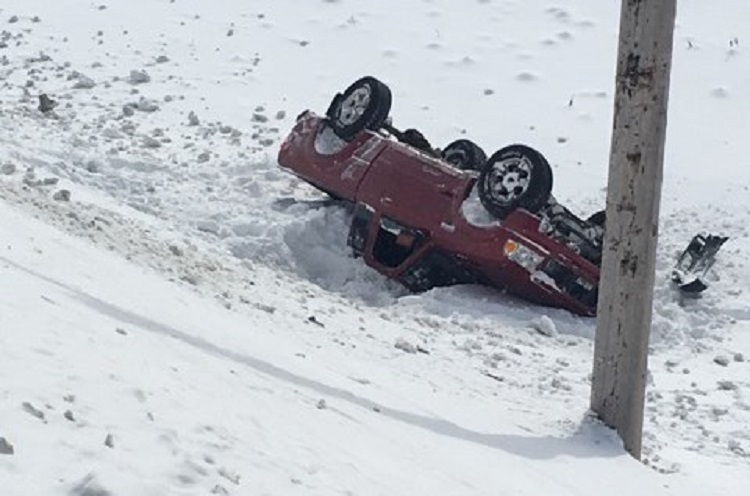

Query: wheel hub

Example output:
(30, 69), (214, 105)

(337, 86), (372, 126)
(488, 157), (531, 204)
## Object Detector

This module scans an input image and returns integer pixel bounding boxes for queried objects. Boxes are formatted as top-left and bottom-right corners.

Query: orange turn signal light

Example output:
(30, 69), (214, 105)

(503, 239), (519, 256)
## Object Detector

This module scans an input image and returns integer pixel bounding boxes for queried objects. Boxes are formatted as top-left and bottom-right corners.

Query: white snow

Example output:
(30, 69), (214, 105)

(460, 184), (501, 227)
(1, 0), (749, 494)
(313, 123), (348, 156)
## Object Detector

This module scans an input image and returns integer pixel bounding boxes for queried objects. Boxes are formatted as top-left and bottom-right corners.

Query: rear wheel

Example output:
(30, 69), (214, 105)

(477, 144), (553, 219)
(326, 76), (392, 140)
(587, 210), (606, 228)
(441, 139), (487, 171)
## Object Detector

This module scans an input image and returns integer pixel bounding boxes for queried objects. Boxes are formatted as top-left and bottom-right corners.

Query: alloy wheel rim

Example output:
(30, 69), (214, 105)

(337, 85), (372, 126)
(487, 156), (532, 204)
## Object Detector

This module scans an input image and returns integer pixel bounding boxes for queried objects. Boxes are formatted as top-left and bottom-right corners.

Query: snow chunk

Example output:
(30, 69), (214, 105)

(717, 380), (737, 391)
(72, 73), (96, 89)
(135, 97), (159, 112)
(128, 69), (151, 84)
(530, 315), (558, 337)
(22, 401), (45, 421)
(53, 189), (71, 202)
(713, 355), (730, 367)
(394, 338), (417, 354)
(460, 185), (500, 227)
(313, 125), (347, 155)
(70, 474), (111, 496)
(0, 437), (13, 455)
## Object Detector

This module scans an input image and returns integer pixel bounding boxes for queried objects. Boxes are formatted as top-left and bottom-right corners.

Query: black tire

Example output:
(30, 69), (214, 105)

(441, 139), (487, 171)
(586, 210), (606, 228)
(477, 144), (553, 219)
(326, 76), (392, 140)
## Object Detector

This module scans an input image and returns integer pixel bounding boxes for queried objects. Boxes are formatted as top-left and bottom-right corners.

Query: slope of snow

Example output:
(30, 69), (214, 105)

(1, 0), (749, 494)
(1, 193), (743, 496)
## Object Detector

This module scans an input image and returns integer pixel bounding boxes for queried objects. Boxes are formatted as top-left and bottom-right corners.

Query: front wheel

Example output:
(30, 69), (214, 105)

(477, 144), (553, 219)
(326, 76), (392, 140)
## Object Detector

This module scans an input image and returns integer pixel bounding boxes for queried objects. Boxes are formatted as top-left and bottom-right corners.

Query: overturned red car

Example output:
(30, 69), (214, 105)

(278, 76), (604, 316)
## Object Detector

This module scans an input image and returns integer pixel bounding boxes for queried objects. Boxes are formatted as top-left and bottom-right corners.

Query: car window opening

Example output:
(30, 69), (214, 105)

(372, 222), (423, 268)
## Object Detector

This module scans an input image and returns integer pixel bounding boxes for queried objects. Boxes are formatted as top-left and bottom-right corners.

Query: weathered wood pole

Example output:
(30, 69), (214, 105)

(591, 0), (677, 459)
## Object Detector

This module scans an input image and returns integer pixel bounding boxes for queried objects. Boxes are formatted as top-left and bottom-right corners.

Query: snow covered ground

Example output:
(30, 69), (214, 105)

(1, 0), (748, 494)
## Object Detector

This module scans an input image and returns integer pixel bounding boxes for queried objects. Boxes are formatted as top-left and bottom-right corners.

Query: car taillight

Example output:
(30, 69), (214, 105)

(503, 239), (544, 271)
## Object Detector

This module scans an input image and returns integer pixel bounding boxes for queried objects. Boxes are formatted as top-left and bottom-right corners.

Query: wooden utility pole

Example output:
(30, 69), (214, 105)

(591, 0), (676, 459)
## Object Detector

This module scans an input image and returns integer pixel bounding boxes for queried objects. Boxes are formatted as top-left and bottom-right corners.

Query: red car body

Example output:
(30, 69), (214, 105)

(278, 112), (600, 316)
